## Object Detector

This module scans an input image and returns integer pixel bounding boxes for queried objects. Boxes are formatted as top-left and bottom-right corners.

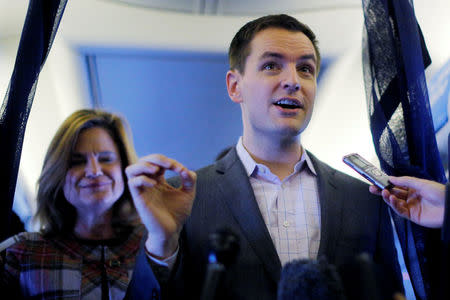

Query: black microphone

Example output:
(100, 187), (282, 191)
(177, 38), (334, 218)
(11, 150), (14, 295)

(277, 257), (347, 300)
(337, 252), (384, 300)
(200, 227), (240, 300)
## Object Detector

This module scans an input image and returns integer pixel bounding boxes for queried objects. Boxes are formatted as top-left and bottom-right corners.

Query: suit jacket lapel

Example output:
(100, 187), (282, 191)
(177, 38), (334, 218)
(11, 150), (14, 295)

(308, 152), (343, 262)
(215, 148), (282, 283)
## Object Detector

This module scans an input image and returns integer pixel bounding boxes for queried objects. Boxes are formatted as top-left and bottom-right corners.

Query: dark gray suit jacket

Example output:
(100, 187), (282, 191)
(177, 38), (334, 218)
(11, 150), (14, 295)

(127, 148), (403, 299)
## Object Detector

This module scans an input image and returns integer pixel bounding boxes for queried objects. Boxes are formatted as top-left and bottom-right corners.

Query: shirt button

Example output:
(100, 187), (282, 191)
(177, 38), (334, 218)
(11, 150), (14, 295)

(283, 221), (290, 227)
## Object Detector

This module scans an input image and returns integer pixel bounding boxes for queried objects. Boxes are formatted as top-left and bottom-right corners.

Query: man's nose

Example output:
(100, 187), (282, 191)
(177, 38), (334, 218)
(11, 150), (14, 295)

(85, 157), (103, 177)
(282, 66), (301, 92)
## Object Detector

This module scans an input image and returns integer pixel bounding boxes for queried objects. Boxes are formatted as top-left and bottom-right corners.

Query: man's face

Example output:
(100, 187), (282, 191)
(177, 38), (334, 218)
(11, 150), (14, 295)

(227, 28), (317, 140)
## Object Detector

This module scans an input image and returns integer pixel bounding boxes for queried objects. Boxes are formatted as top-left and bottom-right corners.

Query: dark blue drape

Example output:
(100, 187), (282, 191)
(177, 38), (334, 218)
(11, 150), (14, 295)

(362, 0), (447, 299)
(0, 0), (68, 241)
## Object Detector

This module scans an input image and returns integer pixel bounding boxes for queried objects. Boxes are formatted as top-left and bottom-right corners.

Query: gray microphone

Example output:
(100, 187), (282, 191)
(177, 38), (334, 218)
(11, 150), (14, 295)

(200, 228), (240, 300)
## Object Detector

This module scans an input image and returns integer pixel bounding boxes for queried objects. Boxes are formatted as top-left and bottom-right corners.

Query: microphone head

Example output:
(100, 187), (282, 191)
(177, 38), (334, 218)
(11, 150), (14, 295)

(337, 252), (383, 300)
(208, 227), (240, 267)
(277, 257), (347, 300)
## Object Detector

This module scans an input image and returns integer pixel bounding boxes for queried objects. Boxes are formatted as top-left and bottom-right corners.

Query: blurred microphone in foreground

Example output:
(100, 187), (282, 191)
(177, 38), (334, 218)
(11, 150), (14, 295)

(277, 257), (347, 300)
(278, 253), (406, 300)
(338, 253), (383, 300)
(200, 228), (240, 300)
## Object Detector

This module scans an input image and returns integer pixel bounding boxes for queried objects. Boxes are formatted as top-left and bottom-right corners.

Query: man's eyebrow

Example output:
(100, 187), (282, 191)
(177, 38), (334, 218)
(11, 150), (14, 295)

(298, 54), (316, 63)
(259, 51), (316, 63)
(260, 51), (284, 60)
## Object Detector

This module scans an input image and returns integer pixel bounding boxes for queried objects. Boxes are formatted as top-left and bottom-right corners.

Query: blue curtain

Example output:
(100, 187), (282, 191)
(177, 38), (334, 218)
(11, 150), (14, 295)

(362, 0), (447, 299)
(0, 0), (68, 241)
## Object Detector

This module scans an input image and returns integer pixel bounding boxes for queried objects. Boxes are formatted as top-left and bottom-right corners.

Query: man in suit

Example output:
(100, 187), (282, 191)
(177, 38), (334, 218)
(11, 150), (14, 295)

(125, 14), (405, 299)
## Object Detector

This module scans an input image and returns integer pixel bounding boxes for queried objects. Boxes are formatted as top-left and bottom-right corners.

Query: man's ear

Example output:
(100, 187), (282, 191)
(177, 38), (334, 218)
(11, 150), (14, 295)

(226, 70), (243, 103)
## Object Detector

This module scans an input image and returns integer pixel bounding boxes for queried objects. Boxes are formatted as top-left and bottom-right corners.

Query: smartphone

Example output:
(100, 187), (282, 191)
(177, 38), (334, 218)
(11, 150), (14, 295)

(342, 153), (393, 190)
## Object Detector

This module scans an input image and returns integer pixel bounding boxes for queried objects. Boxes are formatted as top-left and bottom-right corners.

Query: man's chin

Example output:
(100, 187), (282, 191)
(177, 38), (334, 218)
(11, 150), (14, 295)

(275, 122), (306, 137)
(264, 128), (301, 143)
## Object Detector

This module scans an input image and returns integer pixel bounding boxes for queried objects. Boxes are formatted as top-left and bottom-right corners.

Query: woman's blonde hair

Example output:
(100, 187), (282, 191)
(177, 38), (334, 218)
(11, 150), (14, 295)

(34, 109), (140, 236)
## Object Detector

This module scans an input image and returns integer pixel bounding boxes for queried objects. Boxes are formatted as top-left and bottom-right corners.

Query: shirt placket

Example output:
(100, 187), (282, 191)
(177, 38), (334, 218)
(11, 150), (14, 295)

(276, 182), (296, 265)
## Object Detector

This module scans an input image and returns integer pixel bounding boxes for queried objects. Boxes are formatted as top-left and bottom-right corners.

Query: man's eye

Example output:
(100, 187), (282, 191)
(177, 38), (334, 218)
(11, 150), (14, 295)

(298, 65), (315, 74)
(263, 62), (277, 71)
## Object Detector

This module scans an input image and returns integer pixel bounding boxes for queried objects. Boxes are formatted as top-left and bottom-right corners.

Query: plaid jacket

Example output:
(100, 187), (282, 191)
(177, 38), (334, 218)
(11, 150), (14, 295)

(0, 225), (145, 299)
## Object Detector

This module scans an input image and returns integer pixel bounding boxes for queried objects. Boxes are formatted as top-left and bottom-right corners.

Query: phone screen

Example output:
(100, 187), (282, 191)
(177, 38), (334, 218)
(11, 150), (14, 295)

(343, 153), (393, 190)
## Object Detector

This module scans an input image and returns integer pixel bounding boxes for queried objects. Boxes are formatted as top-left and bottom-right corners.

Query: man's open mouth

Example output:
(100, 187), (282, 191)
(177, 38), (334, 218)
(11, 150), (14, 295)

(273, 98), (303, 109)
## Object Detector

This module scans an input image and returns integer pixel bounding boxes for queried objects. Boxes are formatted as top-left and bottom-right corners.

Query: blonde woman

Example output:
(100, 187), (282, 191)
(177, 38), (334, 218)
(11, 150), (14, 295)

(1, 109), (143, 299)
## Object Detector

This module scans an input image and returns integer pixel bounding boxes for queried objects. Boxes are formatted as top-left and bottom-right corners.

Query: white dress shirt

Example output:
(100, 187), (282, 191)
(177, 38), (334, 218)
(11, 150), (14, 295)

(236, 137), (321, 266)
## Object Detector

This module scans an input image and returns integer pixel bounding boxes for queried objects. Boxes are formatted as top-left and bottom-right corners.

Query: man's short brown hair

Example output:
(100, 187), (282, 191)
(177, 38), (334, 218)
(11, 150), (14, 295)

(228, 14), (321, 74)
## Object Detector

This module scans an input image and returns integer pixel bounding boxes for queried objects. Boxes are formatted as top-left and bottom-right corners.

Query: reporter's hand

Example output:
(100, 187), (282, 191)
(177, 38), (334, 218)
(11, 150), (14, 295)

(125, 154), (196, 258)
(369, 176), (445, 228)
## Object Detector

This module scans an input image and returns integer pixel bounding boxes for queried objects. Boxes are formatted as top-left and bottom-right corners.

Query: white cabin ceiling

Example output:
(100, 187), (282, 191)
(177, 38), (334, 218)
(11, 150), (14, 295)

(107, 0), (361, 15)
